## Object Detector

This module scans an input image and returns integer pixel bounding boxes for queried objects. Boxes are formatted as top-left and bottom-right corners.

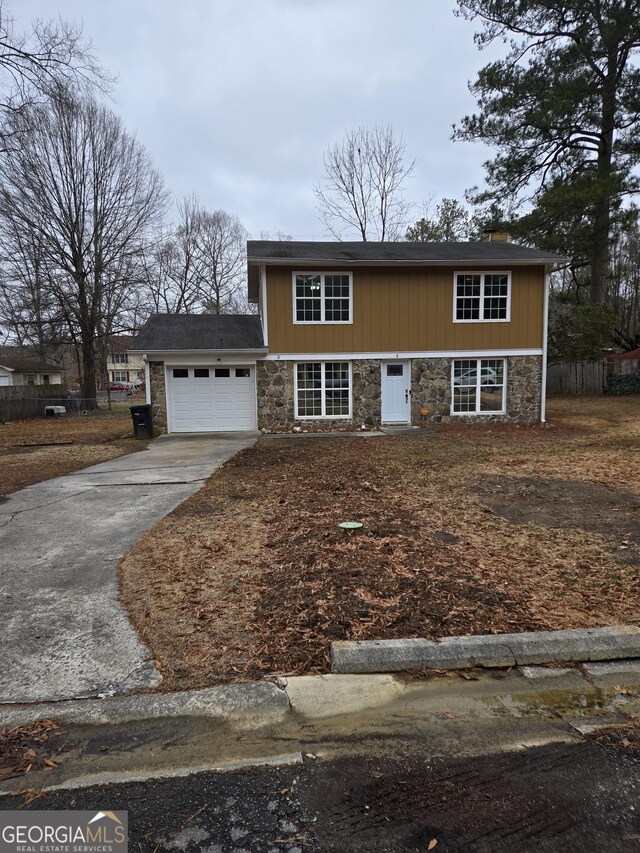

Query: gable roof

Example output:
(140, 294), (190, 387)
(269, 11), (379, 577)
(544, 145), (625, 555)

(607, 346), (640, 361)
(0, 356), (62, 372)
(129, 314), (265, 353)
(108, 335), (134, 354)
(247, 240), (568, 265)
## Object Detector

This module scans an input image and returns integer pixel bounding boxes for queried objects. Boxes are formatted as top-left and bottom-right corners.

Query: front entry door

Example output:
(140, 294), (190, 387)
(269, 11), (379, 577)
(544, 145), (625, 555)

(381, 361), (411, 423)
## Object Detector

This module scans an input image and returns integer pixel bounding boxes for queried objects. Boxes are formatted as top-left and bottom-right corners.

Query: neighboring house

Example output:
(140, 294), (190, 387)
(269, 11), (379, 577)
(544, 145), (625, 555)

(130, 237), (566, 434)
(106, 336), (145, 385)
(0, 356), (64, 387)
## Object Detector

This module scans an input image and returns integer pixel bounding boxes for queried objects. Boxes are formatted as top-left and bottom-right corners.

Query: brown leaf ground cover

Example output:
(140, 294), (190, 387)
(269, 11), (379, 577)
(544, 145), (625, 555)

(0, 405), (146, 495)
(0, 720), (67, 782)
(119, 396), (640, 690)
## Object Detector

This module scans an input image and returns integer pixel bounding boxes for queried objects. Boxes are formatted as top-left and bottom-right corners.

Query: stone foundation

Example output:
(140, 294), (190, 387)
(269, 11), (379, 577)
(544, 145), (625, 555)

(258, 355), (543, 431)
(148, 360), (168, 434)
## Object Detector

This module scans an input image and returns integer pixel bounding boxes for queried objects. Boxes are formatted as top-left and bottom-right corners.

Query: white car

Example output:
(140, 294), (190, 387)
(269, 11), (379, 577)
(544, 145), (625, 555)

(453, 366), (499, 386)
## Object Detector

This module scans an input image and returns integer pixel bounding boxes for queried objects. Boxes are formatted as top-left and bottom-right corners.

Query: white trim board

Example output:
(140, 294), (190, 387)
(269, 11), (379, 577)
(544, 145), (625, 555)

(260, 264), (269, 346)
(265, 348), (543, 361)
(250, 257), (568, 268)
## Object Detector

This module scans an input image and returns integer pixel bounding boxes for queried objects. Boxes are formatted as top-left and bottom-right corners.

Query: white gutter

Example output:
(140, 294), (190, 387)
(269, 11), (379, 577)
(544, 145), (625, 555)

(540, 268), (551, 423)
(128, 348), (268, 356)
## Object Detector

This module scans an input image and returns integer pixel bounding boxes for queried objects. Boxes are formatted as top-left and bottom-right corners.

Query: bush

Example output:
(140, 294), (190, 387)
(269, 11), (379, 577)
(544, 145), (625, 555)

(606, 373), (640, 394)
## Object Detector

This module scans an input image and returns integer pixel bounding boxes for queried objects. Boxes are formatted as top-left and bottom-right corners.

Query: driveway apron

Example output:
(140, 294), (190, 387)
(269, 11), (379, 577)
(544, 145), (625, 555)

(0, 432), (257, 704)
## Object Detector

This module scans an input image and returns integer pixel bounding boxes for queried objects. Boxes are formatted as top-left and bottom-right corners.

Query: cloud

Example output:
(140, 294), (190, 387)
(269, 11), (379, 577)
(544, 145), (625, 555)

(17, 0), (490, 237)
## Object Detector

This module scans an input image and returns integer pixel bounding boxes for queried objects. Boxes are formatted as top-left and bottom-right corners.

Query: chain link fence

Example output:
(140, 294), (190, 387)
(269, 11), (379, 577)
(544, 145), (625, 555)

(0, 385), (145, 421)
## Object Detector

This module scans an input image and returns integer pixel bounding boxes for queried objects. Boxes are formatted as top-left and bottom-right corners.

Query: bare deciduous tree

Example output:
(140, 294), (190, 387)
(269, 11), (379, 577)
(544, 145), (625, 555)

(314, 124), (415, 241)
(0, 1), (109, 149)
(198, 210), (247, 314)
(0, 91), (167, 405)
(142, 199), (249, 315)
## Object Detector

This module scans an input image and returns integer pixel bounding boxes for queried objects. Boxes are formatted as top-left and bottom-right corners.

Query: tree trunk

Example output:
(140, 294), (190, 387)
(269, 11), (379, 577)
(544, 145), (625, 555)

(591, 63), (617, 305)
(80, 340), (97, 410)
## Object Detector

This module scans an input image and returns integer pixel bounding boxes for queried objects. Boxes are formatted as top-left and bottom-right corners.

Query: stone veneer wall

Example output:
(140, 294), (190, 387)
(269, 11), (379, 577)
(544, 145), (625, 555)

(256, 360), (295, 430)
(148, 360), (168, 434)
(256, 359), (382, 431)
(258, 355), (542, 431)
(411, 355), (542, 424)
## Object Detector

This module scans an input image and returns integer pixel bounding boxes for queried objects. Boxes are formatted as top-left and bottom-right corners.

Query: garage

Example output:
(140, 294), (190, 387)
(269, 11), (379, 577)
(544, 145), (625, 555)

(167, 365), (257, 432)
(129, 314), (266, 435)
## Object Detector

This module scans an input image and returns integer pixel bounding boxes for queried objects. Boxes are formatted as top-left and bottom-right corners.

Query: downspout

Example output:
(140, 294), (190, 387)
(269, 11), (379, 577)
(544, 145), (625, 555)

(144, 356), (151, 405)
(540, 268), (550, 423)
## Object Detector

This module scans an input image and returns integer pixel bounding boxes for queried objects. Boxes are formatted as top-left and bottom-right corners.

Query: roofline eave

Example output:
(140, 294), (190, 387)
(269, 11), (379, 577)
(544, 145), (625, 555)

(128, 347), (269, 356)
(247, 257), (569, 268)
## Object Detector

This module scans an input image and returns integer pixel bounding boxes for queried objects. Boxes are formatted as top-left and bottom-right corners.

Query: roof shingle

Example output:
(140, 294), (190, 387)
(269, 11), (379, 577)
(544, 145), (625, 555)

(130, 314), (265, 352)
(247, 240), (568, 264)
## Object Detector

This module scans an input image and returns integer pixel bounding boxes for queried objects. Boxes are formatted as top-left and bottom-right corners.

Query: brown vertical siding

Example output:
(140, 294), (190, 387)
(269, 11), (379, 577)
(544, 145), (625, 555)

(265, 265), (545, 353)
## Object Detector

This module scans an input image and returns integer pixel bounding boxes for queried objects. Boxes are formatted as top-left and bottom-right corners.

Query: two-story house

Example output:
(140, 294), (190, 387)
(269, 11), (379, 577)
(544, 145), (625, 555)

(129, 238), (566, 433)
(106, 336), (145, 386)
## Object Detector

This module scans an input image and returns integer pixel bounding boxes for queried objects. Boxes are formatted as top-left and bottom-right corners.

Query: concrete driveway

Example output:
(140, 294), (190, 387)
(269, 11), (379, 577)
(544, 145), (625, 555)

(0, 432), (257, 704)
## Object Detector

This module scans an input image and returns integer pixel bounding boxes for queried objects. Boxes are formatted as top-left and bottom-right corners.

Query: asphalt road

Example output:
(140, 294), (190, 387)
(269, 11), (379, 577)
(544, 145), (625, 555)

(3, 733), (639, 852)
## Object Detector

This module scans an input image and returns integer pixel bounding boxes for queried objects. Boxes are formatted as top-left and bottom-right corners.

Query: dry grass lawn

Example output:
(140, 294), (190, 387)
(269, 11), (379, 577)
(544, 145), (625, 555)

(0, 405), (145, 495)
(119, 395), (640, 690)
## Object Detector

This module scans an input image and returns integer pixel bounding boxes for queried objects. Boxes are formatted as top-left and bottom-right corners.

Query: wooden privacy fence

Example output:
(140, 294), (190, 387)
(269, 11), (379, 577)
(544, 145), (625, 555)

(0, 384), (69, 421)
(547, 358), (640, 395)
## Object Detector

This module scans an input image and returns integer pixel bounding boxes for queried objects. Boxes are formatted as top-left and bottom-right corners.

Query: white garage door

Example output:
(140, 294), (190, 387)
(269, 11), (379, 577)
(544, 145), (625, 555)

(168, 366), (257, 432)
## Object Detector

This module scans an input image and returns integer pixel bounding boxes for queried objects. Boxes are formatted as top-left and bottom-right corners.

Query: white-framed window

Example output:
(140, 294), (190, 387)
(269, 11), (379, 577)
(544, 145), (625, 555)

(113, 353), (128, 364)
(113, 370), (128, 382)
(453, 272), (511, 322)
(451, 358), (506, 415)
(292, 272), (353, 324)
(295, 361), (351, 419)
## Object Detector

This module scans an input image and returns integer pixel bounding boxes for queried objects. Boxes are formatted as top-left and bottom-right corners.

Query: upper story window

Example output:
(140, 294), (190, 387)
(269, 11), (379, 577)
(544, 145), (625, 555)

(293, 272), (352, 324)
(113, 353), (128, 364)
(454, 272), (511, 323)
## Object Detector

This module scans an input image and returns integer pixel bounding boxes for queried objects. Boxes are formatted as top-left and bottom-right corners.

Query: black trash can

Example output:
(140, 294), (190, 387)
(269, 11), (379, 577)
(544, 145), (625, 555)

(130, 404), (153, 439)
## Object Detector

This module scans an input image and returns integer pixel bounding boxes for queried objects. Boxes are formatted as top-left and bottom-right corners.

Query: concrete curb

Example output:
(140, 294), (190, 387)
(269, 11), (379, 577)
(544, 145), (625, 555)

(331, 626), (640, 673)
(0, 682), (289, 730)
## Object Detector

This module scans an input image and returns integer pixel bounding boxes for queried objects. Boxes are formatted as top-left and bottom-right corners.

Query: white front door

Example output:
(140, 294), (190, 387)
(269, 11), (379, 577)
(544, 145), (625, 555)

(381, 361), (411, 423)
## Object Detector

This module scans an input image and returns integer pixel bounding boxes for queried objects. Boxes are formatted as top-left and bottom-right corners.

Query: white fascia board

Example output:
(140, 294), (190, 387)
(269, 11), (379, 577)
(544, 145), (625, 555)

(265, 348), (543, 361)
(129, 348), (267, 358)
(146, 353), (262, 367)
(0, 364), (15, 372)
(251, 257), (569, 268)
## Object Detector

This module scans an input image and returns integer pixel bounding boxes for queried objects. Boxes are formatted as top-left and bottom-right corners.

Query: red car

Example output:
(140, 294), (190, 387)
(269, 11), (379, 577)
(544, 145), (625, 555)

(108, 381), (130, 392)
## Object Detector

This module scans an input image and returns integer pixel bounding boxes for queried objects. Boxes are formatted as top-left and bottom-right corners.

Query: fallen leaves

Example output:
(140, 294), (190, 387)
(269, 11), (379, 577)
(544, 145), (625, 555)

(118, 396), (640, 689)
(0, 720), (67, 781)
(0, 409), (143, 496)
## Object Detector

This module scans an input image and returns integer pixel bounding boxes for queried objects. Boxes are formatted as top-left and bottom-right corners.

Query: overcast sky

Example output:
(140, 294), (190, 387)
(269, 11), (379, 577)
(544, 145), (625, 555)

(18, 0), (492, 239)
